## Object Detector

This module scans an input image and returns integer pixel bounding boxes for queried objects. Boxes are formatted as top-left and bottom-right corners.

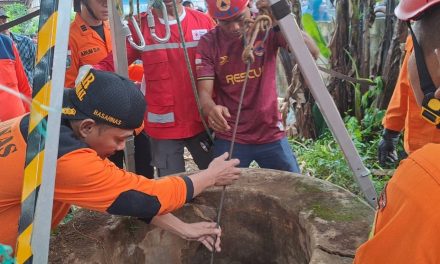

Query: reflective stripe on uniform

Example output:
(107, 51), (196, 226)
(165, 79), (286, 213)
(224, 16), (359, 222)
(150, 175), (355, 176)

(148, 112), (175, 123)
(141, 41), (199, 52)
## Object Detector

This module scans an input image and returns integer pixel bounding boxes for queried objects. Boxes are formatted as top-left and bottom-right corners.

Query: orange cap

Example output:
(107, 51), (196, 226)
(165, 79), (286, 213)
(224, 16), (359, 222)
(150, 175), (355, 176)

(395, 0), (440, 21)
(206, 0), (249, 20)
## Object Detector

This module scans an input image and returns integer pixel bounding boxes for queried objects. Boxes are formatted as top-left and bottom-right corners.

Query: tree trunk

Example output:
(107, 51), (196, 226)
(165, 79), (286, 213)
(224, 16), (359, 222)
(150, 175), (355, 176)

(278, 0), (317, 139)
(372, 0), (397, 76)
(360, 0), (375, 89)
(378, 20), (407, 109)
(328, 0), (351, 114)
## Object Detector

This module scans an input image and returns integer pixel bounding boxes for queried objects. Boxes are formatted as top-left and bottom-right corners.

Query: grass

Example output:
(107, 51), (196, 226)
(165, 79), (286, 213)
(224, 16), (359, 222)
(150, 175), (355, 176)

(289, 107), (402, 198)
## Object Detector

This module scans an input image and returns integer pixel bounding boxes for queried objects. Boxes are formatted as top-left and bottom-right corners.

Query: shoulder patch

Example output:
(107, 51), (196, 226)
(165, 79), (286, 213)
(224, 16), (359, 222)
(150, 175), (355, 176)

(80, 25), (88, 32)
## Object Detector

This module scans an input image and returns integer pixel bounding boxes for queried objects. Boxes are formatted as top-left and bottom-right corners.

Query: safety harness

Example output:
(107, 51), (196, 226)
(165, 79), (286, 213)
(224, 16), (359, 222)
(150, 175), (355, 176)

(408, 22), (440, 128)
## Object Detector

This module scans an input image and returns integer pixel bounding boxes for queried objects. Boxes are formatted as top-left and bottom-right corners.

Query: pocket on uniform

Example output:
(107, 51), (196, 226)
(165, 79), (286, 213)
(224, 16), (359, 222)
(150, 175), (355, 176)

(143, 50), (170, 81)
(142, 50), (173, 106)
(147, 104), (176, 128)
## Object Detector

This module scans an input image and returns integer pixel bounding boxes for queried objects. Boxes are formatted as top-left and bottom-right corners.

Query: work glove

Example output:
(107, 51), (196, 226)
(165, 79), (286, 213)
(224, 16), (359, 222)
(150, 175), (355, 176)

(378, 128), (400, 167)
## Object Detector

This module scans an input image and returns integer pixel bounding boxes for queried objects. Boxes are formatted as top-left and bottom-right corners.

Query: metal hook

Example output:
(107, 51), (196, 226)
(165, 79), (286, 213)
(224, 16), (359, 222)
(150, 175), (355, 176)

(147, 1), (171, 43)
(123, 0), (147, 50)
(127, 16), (147, 50)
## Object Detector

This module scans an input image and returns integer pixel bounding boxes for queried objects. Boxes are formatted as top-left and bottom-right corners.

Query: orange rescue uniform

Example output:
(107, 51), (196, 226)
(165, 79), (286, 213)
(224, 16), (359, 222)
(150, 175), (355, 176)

(64, 14), (112, 88)
(354, 143), (440, 263)
(382, 37), (440, 153)
(0, 115), (193, 249)
(0, 35), (31, 121)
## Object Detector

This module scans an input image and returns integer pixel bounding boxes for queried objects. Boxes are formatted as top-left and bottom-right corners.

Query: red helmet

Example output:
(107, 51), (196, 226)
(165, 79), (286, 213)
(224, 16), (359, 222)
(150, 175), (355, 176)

(206, 0), (249, 20)
(395, 0), (440, 21)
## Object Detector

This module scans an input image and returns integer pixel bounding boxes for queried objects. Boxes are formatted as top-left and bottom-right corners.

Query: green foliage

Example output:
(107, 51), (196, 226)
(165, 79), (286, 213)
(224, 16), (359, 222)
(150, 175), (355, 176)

(301, 13), (331, 59)
(3, 3), (38, 36)
(60, 206), (79, 225)
(290, 80), (394, 196)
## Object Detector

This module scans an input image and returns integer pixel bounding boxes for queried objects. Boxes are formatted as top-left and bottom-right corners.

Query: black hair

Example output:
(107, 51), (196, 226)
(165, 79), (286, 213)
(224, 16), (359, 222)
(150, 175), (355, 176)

(182, 1), (194, 7)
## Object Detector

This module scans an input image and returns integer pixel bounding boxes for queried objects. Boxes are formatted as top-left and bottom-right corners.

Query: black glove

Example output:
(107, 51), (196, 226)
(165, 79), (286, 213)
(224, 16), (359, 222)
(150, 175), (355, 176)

(378, 129), (400, 167)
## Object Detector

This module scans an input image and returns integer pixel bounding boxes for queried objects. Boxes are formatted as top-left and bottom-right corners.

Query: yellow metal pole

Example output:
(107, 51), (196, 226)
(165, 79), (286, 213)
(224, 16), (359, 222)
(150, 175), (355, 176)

(15, 0), (71, 262)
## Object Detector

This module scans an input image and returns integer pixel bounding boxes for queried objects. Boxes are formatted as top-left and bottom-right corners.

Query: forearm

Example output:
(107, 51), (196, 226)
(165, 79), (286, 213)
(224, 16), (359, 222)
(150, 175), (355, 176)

(151, 213), (187, 238)
(188, 170), (214, 197)
(201, 95), (217, 117)
(198, 79), (216, 116)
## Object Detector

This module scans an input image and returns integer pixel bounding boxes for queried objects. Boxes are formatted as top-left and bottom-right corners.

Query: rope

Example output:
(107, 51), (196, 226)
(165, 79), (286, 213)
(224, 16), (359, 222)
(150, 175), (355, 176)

(242, 15), (272, 64)
(210, 11), (272, 263)
(210, 62), (251, 264)
(171, 0), (214, 142)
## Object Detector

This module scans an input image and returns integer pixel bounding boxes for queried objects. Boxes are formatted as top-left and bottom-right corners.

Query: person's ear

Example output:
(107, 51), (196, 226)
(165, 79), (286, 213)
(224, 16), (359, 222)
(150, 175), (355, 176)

(408, 52), (425, 106)
(77, 119), (98, 138)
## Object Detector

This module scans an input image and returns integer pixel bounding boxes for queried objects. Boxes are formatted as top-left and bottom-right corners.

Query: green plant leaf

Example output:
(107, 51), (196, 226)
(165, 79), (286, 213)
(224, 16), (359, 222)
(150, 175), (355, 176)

(301, 13), (331, 59)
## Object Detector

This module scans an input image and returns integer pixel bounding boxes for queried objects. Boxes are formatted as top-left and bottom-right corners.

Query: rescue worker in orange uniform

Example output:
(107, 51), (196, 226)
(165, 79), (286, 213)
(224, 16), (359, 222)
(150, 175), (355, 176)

(0, 34), (31, 121)
(67, 0), (153, 177)
(0, 69), (241, 252)
(355, 1), (440, 262)
(65, 0), (112, 89)
(378, 38), (440, 166)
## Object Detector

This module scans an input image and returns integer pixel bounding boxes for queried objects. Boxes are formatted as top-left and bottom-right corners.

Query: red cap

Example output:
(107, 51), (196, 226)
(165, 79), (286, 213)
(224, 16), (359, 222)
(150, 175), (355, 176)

(206, 0), (249, 20)
(395, 0), (440, 21)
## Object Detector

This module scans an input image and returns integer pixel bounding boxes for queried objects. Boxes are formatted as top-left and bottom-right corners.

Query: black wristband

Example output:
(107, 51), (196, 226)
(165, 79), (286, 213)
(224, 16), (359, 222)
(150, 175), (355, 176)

(382, 128), (400, 139)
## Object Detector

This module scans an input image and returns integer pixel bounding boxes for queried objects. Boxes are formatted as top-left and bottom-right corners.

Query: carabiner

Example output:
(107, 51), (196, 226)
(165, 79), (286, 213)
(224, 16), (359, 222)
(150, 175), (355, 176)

(127, 16), (147, 50)
(147, 2), (171, 43)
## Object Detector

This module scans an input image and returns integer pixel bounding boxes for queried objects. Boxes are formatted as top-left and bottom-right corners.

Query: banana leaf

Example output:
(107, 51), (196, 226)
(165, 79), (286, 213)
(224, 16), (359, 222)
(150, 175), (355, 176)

(301, 13), (331, 59)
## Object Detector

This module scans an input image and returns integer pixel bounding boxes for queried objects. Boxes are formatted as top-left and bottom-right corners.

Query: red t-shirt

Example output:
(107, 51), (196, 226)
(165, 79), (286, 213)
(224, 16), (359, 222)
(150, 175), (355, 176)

(96, 8), (215, 139)
(196, 27), (286, 144)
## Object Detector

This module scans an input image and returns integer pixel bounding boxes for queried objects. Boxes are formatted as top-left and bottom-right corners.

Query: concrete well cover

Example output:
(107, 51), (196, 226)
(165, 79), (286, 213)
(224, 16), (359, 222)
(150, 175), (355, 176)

(49, 168), (374, 264)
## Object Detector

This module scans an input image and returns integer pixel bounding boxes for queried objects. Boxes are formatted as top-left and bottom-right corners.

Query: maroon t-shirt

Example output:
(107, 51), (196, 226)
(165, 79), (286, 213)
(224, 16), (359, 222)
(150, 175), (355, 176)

(196, 27), (286, 144)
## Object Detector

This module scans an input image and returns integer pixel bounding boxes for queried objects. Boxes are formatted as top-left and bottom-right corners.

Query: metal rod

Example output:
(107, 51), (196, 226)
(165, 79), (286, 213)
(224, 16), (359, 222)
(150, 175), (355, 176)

(31, 1), (72, 262)
(16, 0), (71, 262)
(210, 62), (252, 264)
(0, 9), (40, 33)
(171, 0), (213, 142)
(268, 0), (377, 206)
(108, 0), (136, 172)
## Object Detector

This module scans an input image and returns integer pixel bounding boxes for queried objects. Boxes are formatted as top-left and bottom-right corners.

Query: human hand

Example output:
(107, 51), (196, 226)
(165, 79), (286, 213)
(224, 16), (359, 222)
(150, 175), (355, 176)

(180, 221), (222, 252)
(256, 0), (270, 9)
(378, 129), (400, 167)
(208, 105), (231, 132)
(207, 152), (241, 186)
